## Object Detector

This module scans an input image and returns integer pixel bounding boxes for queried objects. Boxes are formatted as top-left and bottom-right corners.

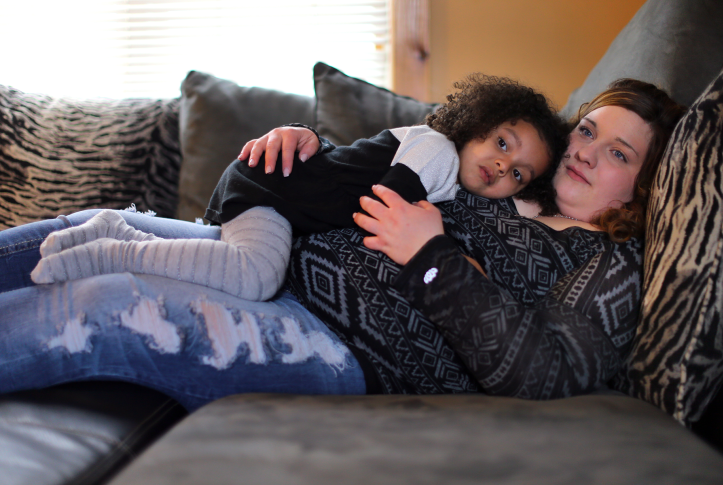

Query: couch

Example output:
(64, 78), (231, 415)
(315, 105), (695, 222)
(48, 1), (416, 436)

(2, 1), (723, 484)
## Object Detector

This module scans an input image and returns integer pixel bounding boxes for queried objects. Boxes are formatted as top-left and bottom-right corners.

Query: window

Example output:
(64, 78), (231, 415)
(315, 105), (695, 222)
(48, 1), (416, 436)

(0, 0), (390, 99)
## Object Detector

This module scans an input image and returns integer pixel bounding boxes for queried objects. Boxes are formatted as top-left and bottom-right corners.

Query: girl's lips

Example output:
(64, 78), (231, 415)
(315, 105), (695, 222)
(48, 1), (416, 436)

(479, 166), (492, 185)
(566, 166), (590, 184)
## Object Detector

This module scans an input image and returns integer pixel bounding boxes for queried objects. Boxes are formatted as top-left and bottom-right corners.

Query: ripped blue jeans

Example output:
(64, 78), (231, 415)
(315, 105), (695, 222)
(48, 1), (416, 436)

(0, 210), (366, 410)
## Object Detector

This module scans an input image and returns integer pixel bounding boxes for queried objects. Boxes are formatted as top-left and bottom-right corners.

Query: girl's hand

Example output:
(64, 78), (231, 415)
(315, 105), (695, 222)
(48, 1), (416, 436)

(238, 126), (320, 177)
(353, 185), (444, 265)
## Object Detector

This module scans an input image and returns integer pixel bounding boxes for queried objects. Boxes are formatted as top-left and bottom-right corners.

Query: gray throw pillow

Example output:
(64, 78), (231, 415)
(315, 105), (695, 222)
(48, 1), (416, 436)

(560, 0), (723, 120)
(177, 71), (315, 222)
(0, 85), (181, 230)
(611, 68), (723, 426)
(314, 62), (437, 146)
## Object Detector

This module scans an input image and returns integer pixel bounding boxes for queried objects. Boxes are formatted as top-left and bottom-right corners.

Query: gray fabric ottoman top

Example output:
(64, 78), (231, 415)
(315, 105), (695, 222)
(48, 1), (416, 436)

(109, 393), (723, 485)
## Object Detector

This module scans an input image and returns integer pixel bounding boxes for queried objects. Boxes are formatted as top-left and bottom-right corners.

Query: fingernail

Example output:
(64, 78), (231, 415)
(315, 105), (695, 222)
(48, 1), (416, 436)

(283, 168), (290, 177)
(300, 154), (308, 162)
(266, 166), (272, 174)
(249, 158), (255, 166)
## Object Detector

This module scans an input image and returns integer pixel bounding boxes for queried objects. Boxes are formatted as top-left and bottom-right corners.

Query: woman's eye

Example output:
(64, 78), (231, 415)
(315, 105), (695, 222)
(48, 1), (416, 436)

(513, 168), (523, 182)
(613, 150), (628, 163)
(498, 137), (507, 151)
(578, 126), (593, 138)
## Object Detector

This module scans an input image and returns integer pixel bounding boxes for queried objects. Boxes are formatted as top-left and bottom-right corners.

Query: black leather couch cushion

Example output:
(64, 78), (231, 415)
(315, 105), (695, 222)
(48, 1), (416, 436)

(0, 382), (187, 485)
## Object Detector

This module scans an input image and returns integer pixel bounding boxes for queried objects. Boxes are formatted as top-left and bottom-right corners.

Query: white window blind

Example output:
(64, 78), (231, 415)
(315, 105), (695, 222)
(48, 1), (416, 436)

(0, 0), (390, 99)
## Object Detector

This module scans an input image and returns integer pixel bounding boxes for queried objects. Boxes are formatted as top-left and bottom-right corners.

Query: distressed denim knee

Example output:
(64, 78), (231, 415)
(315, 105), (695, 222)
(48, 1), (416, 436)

(0, 273), (365, 411)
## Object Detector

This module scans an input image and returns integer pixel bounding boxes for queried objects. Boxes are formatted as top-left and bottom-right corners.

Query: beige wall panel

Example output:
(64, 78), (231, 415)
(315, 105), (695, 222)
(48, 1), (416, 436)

(428, 0), (647, 107)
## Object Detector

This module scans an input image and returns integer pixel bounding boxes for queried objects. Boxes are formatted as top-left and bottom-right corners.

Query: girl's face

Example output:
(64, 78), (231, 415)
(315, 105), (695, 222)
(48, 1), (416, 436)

(553, 105), (653, 222)
(457, 120), (551, 200)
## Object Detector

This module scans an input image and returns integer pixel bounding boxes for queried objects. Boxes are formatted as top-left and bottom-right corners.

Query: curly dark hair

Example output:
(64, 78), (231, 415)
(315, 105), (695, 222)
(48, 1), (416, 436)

(425, 74), (569, 214)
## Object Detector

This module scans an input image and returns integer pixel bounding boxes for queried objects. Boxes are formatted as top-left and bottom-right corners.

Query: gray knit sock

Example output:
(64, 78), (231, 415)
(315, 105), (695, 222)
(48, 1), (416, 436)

(31, 207), (292, 301)
(40, 209), (157, 257)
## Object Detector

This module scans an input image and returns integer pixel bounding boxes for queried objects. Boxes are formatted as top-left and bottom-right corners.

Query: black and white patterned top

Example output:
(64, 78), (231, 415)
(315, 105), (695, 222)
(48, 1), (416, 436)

(286, 191), (643, 397)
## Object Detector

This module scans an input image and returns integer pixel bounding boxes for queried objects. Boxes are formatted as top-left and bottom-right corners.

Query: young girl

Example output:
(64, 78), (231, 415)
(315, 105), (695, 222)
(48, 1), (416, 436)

(30, 75), (568, 300)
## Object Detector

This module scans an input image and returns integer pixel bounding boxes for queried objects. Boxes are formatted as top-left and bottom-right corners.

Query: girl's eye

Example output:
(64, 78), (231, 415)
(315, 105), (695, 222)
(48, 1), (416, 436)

(513, 168), (523, 183)
(498, 137), (507, 151)
(613, 150), (628, 163)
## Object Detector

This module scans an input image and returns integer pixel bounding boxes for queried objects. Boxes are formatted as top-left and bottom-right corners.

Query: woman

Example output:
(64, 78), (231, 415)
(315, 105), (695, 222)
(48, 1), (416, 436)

(0, 80), (684, 408)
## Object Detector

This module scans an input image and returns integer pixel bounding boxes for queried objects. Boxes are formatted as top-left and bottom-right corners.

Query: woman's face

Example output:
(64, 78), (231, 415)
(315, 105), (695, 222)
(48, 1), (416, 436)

(553, 105), (653, 221)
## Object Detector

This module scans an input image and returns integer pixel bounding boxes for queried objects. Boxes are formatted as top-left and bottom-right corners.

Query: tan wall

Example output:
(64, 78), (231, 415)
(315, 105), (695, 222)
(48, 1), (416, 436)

(428, 0), (647, 108)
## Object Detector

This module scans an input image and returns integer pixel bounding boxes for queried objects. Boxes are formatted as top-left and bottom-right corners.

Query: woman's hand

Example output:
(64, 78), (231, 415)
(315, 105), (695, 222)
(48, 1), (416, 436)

(353, 185), (444, 265)
(238, 126), (320, 177)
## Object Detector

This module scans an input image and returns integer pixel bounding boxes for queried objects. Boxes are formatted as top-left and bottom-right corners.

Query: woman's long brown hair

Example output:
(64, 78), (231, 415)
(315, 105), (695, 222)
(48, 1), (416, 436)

(571, 79), (686, 242)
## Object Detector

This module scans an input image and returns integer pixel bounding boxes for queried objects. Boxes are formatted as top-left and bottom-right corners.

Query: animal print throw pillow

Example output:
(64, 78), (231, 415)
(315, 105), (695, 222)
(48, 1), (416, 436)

(612, 68), (723, 426)
(0, 85), (181, 230)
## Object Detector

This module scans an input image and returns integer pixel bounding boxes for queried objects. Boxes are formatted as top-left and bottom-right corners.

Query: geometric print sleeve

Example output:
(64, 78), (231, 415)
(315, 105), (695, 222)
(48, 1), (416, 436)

(393, 234), (644, 399)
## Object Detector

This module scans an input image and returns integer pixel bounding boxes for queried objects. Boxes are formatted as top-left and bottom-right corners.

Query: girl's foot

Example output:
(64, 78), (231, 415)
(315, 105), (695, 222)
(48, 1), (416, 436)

(40, 209), (157, 257)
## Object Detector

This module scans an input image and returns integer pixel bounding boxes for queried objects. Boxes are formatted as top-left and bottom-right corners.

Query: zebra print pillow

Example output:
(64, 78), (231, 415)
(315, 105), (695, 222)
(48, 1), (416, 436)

(0, 85), (182, 230)
(612, 68), (723, 426)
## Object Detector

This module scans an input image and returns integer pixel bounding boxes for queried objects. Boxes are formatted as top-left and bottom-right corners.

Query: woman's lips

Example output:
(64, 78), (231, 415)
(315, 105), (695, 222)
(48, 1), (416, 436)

(566, 166), (590, 184)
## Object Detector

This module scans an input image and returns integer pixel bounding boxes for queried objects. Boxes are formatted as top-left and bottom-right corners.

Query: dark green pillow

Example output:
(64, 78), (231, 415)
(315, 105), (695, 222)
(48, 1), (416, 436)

(178, 71), (315, 222)
(560, 0), (723, 120)
(313, 62), (437, 146)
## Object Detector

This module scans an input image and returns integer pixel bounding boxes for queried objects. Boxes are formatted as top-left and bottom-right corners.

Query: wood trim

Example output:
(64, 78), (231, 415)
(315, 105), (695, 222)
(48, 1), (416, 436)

(391, 0), (431, 101)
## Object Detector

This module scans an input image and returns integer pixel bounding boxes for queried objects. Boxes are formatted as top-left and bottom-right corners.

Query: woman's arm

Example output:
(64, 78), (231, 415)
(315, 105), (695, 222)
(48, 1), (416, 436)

(355, 185), (487, 273)
(393, 234), (641, 399)
(356, 185), (641, 398)
(353, 185), (443, 265)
